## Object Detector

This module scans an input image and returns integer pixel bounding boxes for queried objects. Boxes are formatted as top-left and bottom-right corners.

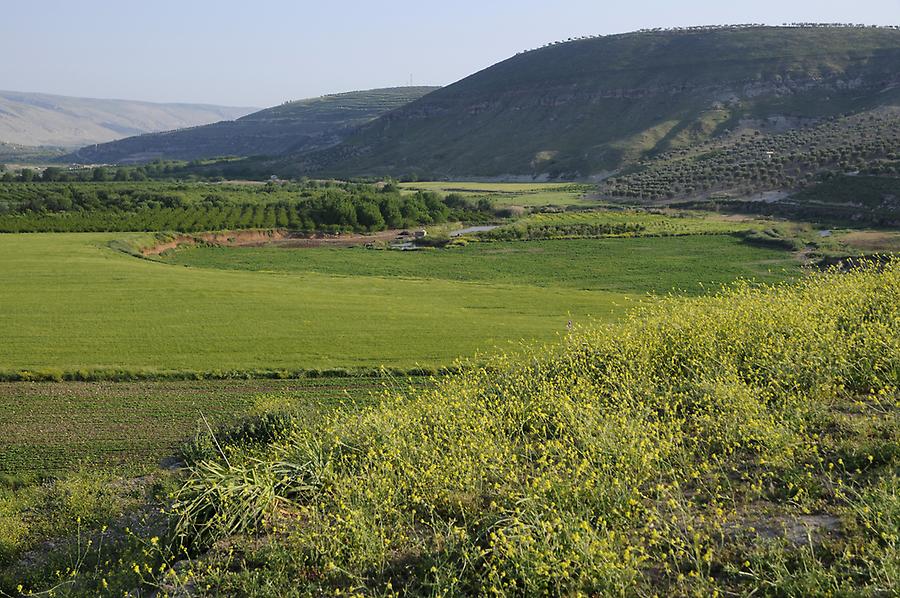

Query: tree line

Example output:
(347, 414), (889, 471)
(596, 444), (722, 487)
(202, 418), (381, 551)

(0, 181), (493, 233)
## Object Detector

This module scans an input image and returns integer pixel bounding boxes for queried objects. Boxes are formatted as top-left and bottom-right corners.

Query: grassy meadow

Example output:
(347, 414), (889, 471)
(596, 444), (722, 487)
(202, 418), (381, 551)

(0, 228), (804, 378)
(165, 235), (800, 295)
(0, 233), (629, 376)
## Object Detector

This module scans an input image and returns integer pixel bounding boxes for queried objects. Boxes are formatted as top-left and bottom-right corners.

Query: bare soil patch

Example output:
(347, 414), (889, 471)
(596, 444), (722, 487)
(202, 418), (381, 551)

(141, 229), (289, 255)
(840, 230), (900, 252)
(140, 229), (408, 255)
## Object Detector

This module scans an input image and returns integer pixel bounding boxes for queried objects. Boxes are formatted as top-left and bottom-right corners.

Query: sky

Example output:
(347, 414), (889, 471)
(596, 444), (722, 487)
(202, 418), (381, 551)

(1, 0), (897, 108)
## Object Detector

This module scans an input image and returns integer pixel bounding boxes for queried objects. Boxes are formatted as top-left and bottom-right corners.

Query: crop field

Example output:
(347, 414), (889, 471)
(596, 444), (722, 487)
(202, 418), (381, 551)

(0, 233), (632, 376)
(5, 262), (892, 595)
(0, 377), (410, 474)
(399, 181), (576, 192)
(165, 235), (800, 295)
(154, 262), (900, 596)
(481, 208), (769, 239)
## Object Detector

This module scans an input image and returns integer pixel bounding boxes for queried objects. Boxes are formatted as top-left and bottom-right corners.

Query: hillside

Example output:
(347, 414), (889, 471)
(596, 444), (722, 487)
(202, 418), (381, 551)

(0, 141), (66, 164)
(0, 90), (255, 148)
(285, 26), (900, 179)
(72, 87), (439, 164)
(589, 105), (900, 224)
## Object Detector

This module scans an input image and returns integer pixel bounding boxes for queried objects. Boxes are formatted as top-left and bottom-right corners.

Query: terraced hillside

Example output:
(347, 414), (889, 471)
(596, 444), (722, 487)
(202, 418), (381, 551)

(594, 108), (900, 224)
(286, 26), (900, 179)
(72, 87), (438, 164)
(597, 108), (900, 201)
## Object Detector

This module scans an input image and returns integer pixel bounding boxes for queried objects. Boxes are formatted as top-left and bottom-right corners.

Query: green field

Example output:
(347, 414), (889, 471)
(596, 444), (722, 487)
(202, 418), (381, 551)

(0, 377), (418, 474)
(0, 233), (631, 375)
(0, 231), (804, 377)
(0, 207), (844, 596)
(164, 235), (799, 295)
(120, 263), (900, 596)
(0, 228), (802, 475)
(399, 182), (569, 192)
(480, 208), (768, 240)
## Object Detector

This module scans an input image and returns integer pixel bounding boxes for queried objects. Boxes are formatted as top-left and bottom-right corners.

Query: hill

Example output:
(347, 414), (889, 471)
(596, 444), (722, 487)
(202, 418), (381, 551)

(71, 87), (439, 164)
(0, 141), (67, 164)
(285, 25), (900, 179)
(0, 90), (255, 149)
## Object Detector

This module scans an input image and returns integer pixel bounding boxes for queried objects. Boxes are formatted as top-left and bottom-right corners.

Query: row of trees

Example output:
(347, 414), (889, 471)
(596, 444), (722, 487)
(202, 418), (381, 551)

(1, 164), (189, 184)
(599, 111), (900, 201)
(0, 183), (493, 233)
(517, 24), (900, 54)
(0, 159), (235, 184)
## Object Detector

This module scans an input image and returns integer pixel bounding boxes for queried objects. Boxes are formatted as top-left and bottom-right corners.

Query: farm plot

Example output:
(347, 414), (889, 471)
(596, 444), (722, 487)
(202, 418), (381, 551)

(0, 377), (419, 474)
(164, 234), (801, 296)
(0, 233), (627, 377)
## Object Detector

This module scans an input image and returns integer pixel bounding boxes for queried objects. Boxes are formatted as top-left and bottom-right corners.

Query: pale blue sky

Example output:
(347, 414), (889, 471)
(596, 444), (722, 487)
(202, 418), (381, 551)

(2, 0), (897, 108)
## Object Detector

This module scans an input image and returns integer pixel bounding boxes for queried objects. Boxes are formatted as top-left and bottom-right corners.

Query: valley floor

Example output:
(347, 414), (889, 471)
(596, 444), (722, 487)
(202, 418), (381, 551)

(0, 232), (799, 377)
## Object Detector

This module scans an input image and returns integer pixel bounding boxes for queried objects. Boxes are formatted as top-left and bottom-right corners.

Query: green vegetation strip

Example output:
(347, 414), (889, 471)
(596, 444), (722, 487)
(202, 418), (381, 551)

(398, 181), (596, 208)
(479, 209), (764, 240)
(0, 180), (491, 233)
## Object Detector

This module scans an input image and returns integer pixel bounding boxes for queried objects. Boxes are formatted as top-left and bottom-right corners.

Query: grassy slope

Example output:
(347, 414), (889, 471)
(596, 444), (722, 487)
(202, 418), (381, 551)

(291, 27), (900, 178)
(72, 87), (438, 163)
(0, 233), (627, 373)
(152, 263), (898, 596)
(165, 235), (799, 295)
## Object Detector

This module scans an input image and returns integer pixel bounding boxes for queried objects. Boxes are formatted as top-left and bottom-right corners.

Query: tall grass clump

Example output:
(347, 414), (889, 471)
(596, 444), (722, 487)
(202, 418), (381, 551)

(171, 261), (899, 595)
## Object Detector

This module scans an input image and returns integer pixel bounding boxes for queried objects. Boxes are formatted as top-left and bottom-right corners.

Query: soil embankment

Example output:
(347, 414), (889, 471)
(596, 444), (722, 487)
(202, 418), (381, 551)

(141, 229), (289, 256)
(139, 228), (408, 255)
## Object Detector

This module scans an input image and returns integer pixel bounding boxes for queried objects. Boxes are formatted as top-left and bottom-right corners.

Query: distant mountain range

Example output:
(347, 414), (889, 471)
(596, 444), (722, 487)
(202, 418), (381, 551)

(0, 90), (256, 149)
(71, 87), (438, 164)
